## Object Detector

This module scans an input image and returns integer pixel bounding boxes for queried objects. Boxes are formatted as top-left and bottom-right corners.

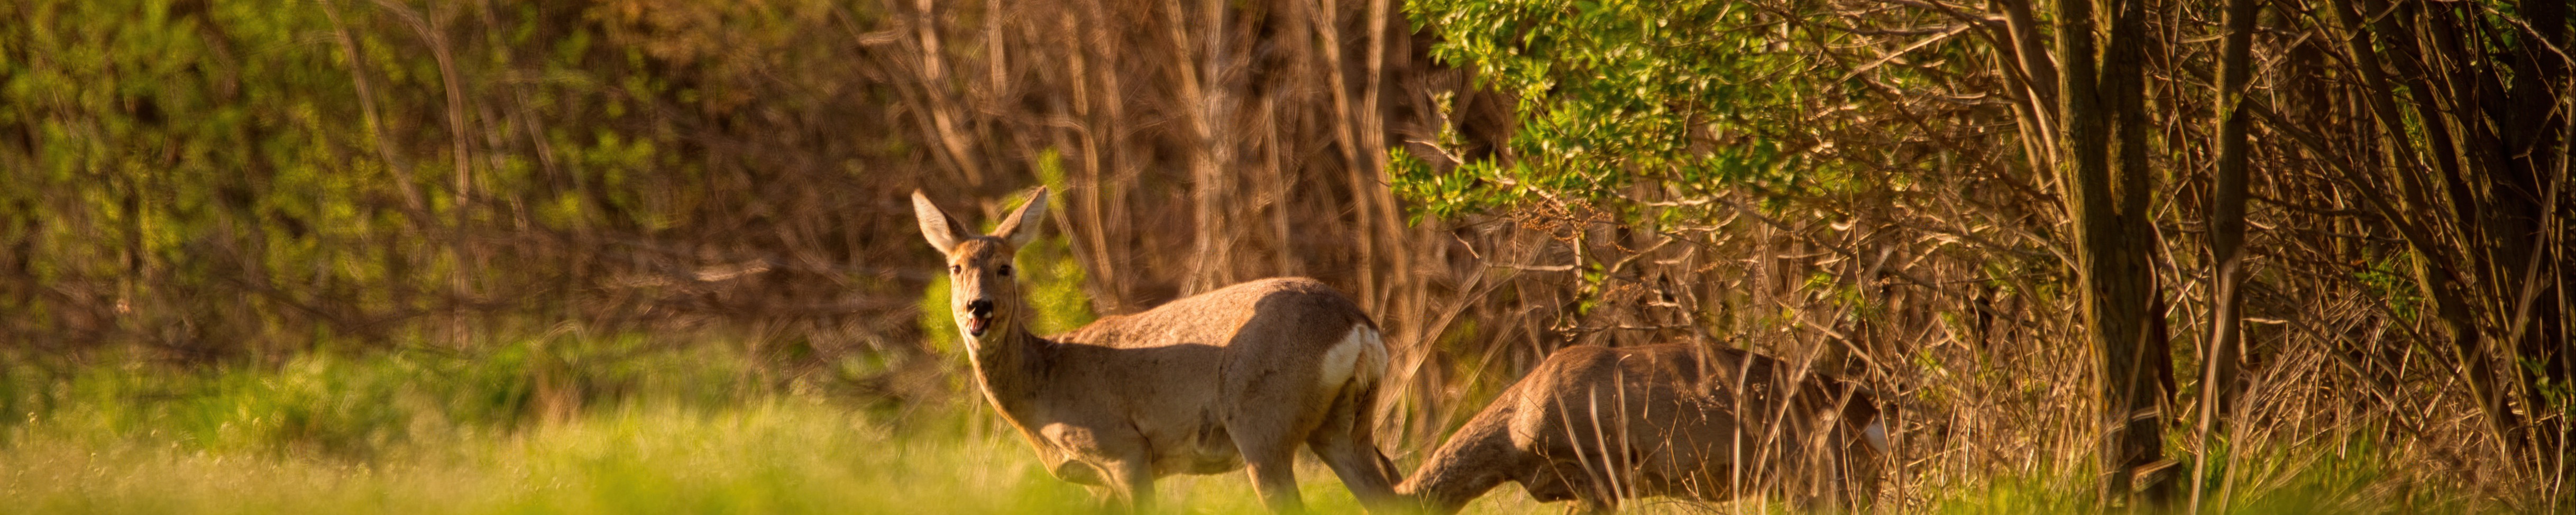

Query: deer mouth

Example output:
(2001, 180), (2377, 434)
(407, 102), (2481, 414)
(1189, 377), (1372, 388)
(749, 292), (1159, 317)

(964, 315), (992, 337)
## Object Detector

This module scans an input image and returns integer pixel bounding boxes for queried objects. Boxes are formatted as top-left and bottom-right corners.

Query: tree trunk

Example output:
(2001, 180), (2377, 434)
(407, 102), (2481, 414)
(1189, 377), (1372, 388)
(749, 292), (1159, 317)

(2189, 0), (2258, 508)
(2056, 0), (2172, 505)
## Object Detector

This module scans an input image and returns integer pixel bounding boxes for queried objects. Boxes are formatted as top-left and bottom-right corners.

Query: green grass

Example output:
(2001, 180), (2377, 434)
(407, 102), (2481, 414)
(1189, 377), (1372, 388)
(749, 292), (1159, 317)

(0, 339), (2541, 514)
(0, 341), (1536, 514)
(3, 401), (1104, 514)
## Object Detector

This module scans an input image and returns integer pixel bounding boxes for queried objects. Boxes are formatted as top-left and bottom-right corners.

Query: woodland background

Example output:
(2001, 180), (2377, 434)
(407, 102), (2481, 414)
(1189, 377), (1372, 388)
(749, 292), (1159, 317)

(0, 0), (2568, 512)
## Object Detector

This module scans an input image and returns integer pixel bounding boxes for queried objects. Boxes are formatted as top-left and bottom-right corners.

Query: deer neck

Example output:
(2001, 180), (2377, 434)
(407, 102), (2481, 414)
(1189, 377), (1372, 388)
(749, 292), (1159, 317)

(962, 316), (1055, 419)
(1397, 418), (1517, 515)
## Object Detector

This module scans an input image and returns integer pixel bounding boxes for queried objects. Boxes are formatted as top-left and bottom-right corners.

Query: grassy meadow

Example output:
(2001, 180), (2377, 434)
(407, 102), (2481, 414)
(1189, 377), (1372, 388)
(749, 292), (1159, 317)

(0, 336), (2518, 514)
(0, 338), (1449, 514)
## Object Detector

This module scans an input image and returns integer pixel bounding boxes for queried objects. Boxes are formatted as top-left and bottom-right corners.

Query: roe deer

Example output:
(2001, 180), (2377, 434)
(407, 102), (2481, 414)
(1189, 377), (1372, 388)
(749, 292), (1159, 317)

(1398, 344), (1886, 513)
(911, 187), (1400, 512)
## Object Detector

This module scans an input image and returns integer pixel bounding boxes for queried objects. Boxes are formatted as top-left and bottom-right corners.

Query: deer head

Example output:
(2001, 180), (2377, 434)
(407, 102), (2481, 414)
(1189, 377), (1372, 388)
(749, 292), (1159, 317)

(912, 188), (1049, 345)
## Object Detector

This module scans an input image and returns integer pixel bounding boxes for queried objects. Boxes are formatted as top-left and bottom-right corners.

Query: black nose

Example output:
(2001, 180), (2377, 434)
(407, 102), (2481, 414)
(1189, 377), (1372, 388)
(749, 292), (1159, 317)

(966, 299), (994, 317)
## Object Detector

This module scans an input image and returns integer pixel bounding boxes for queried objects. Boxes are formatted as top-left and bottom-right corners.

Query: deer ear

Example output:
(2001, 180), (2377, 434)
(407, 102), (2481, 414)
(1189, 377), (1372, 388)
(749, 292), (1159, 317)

(992, 187), (1049, 247)
(912, 190), (962, 254)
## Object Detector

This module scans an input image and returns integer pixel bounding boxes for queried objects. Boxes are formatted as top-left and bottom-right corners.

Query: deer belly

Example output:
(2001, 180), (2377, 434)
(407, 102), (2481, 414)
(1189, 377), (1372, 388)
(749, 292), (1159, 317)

(1166, 447), (1244, 475)
(1157, 422), (1244, 475)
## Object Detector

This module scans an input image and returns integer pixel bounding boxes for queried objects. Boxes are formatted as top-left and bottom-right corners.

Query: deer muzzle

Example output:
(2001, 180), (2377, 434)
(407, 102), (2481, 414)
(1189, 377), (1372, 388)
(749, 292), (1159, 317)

(963, 299), (995, 336)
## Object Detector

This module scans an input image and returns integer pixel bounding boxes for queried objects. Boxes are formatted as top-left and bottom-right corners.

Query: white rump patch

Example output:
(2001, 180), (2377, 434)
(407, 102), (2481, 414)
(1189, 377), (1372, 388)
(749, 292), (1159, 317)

(1862, 419), (1889, 452)
(1318, 325), (1389, 391)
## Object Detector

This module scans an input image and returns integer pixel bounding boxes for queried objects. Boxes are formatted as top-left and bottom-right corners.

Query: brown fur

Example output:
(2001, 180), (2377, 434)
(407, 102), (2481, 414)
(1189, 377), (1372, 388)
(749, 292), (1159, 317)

(914, 188), (1399, 513)
(1398, 344), (1884, 513)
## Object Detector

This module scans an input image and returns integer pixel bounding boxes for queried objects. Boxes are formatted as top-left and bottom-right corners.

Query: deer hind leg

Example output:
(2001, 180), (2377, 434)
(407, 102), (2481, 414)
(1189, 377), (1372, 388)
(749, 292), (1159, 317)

(1226, 390), (1320, 514)
(1306, 376), (1399, 512)
(1229, 387), (1321, 513)
(1310, 325), (1399, 509)
(1233, 324), (1386, 513)
(1230, 390), (1319, 513)
(1240, 446), (1306, 513)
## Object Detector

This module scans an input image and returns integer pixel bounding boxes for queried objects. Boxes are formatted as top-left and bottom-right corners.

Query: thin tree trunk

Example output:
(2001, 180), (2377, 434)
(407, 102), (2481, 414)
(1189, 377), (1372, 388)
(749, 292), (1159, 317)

(2058, 0), (2170, 504)
(2189, 0), (2258, 509)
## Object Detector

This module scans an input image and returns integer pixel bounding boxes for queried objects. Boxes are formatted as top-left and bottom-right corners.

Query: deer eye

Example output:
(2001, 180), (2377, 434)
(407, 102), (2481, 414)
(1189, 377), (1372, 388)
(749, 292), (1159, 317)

(996, 265), (1014, 277)
(948, 265), (960, 275)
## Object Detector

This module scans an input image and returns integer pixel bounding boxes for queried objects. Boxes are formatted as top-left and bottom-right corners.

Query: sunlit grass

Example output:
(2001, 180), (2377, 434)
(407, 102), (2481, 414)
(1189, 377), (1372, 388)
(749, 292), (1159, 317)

(0, 340), (2543, 514)
(6, 400), (1070, 514)
(1, 397), (1563, 514)
(0, 342), (1518, 514)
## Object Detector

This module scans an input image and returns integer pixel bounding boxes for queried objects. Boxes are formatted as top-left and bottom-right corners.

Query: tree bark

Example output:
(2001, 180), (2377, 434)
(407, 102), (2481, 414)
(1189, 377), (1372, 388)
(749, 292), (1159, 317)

(2188, 0), (2258, 509)
(2056, 0), (2172, 505)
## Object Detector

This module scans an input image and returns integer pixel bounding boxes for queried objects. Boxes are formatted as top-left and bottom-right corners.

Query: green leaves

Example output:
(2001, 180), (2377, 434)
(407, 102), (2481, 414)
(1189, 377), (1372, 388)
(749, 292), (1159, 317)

(1396, 0), (1829, 217)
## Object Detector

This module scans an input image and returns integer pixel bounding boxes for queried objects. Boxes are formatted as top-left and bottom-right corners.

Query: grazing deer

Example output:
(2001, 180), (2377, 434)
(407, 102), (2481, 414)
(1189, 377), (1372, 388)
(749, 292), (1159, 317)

(1398, 344), (1886, 513)
(911, 187), (1401, 512)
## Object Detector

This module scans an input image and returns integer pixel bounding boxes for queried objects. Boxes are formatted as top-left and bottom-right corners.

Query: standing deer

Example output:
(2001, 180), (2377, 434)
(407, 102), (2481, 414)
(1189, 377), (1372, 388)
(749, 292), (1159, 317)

(910, 187), (1401, 512)
(1398, 344), (1887, 513)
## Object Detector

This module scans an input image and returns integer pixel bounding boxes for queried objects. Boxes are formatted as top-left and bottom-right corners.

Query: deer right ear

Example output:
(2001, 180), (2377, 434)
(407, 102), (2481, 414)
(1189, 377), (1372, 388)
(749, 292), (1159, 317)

(991, 186), (1049, 247)
(912, 190), (962, 254)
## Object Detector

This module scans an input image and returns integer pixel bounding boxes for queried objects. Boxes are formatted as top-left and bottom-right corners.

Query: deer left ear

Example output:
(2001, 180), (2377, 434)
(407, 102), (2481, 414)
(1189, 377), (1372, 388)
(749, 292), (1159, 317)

(913, 190), (964, 255)
(992, 187), (1049, 247)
